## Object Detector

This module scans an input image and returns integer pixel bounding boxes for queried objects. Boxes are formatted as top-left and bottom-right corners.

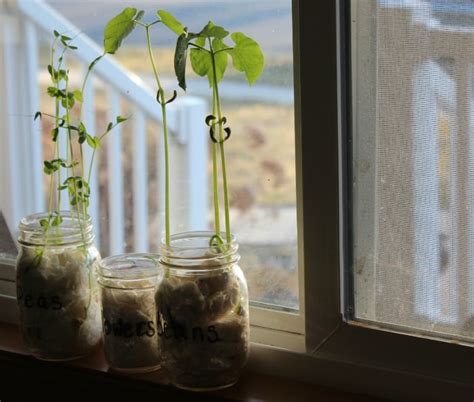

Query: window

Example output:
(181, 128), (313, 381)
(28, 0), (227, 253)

(351, 0), (474, 343)
(0, 0), (303, 346)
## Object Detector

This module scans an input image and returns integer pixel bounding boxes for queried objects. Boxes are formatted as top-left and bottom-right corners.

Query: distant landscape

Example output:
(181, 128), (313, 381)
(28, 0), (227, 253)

(46, 0), (293, 57)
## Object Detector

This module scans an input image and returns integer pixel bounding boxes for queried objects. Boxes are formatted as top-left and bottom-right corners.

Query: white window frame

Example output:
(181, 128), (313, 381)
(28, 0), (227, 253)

(1, 1), (474, 399)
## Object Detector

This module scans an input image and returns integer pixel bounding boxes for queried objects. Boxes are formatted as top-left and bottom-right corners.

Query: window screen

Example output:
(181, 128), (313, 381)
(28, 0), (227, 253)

(351, 0), (474, 342)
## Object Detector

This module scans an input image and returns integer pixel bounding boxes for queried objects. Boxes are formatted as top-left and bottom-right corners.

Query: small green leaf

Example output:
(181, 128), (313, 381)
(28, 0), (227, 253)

(34, 111), (42, 121)
(86, 135), (101, 149)
(116, 115), (127, 123)
(107, 122), (113, 131)
(51, 215), (63, 226)
(61, 94), (75, 109)
(229, 32), (264, 85)
(68, 45), (78, 50)
(199, 21), (229, 39)
(39, 219), (50, 228)
(43, 161), (55, 174)
(47, 87), (58, 97)
(157, 10), (185, 35)
(73, 89), (83, 102)
(190, 38), (228, 87)
(61, 34), (72, 41)
(136, 10), (145, 21)
(174, 33), (191, 91)
(103, 7), (140, 54)
(58, 69), (68, 82)
(53, 30), (60, 38)
(212, 38), (229, 83)
(190, 48), (210, 78)
(50, 127), (59, 141)
(88, 55), (103, 73)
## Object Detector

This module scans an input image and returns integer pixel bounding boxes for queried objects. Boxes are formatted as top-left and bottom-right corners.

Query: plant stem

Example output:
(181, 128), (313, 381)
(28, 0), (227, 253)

(209, 41), (231, 243)
(211, 90), (220, 236)
(145, 24), (170, 246)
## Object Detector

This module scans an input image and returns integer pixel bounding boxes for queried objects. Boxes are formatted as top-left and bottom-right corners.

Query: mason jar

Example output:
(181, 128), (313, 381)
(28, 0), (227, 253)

(16, 212), (102, 360)
(98, 253), (161, 373)
(156, 231), (249, 391)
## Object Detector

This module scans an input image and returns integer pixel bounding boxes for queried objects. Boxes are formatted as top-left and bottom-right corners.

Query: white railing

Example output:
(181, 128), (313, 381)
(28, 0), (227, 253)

(0, 0), (208, 255)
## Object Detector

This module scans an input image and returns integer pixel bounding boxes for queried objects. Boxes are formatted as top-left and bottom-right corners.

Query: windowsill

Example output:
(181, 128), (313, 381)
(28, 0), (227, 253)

(0, 322), (383, 401)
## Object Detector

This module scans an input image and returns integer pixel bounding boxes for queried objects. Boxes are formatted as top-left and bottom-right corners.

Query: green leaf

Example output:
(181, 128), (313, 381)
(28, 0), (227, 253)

(34, 111), (42, 121)
(190, 38), (228, 87)
(43, 161), (54, 175)
(51, 215), (63, 227)
(174, 33), (191, 91)
(53, 30), (60, 38)
(58, 69), (68, 82)
(47, 86), (58, 97)
(103, 7), (140, 54)
(78, 122), (87, 144)
(229, 32), (264, 85)
(73, 89), (83, 102)
(116, 115), (127, 123)
(61, 94), (75, 109)
(212, 38), (229, 83)
(107, 122), (113, 131)
(190, 48), (210, 77)
(86, 135), (101, 149)
(39, 219), (50, 229)
(50, 127), (59, 142)
(157, 10), (185, 35)
(88, 55), (103, 73)
(199, 21), (229, 39)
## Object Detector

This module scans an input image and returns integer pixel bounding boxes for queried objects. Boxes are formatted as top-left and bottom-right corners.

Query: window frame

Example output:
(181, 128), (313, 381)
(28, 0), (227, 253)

(297, 0), (474, 397)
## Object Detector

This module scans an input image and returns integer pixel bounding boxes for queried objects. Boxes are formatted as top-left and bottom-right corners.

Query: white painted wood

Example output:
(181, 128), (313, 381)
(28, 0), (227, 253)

(1, 15), (23, 233)
(132, 109), (148, 252)
(107, 90), (124, 255)
(23, 20), (44, 213)
(17, 0), (175, 129)
(182, 98), (208, 231)
(80, 66), (100, 247)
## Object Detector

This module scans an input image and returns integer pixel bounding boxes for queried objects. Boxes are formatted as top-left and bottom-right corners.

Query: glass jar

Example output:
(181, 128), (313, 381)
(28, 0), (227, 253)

(16, 212), (102, 360)
(156, 231), (249, 391)
(98, 253), (162, 373)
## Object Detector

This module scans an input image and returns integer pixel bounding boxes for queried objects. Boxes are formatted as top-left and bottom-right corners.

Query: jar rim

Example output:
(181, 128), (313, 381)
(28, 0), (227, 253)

(159, 231), (239, 270)
(160, 231), (237, 254)
(18, 211), (94, 246)
(98, 253), (161, 280)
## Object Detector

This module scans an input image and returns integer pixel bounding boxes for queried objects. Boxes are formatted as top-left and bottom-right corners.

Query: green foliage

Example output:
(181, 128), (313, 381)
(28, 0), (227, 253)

(158, 11), (265, 243)
(157, 10), (185, 35)
(36, 26), (129, 239)
(229, 32), (265, 85)
(103, 7), (143, 54)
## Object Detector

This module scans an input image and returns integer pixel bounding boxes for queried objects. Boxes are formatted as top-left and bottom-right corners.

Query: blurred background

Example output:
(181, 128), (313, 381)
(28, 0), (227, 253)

(0, 0), (299, 310)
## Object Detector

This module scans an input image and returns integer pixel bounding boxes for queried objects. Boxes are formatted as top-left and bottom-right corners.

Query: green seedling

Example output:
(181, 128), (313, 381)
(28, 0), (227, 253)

(35, 29), (129, 243)
(103, 7), (177, 246)
(159, 13), (265, 245)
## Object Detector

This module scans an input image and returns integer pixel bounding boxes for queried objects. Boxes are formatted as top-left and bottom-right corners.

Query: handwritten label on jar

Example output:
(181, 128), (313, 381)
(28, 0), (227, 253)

(157, 315), (221, 343)
(103, 318), (156, 338)
(17, 286), (63, 310)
